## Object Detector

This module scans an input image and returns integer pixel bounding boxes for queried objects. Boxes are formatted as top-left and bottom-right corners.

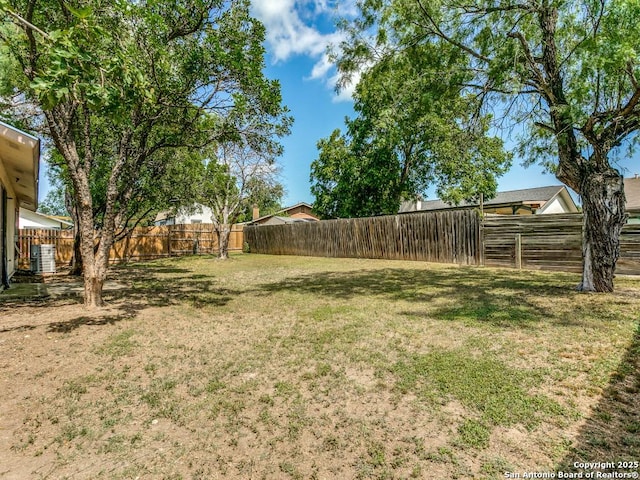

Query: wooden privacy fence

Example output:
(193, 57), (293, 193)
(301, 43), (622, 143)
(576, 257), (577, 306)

(245, 211), (640, 275)
(482, 214), (583, 272)
(18, 224), (244, 269)
(21, 212), (640, 275)
(244, 210), (480, 265)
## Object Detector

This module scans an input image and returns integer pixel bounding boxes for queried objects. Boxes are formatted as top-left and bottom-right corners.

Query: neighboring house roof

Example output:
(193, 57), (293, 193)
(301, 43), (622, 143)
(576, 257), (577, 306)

(0, 121), (40, 211)
(155, 202), (319, 226)
(19, 207), (73, 229)
(48, 215), (73, 224)
(249, 202), (318, 225)
(283, 202), (314, 210)
(259, 216), (318, 226)
(401, 185), (578, 214)
(625, 177), (640, 212)
(154, 209), (173, 223)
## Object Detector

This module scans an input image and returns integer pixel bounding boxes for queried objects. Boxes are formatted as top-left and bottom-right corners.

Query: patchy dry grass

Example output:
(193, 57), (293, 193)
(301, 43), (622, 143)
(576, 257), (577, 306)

(0, 254), (639, 479)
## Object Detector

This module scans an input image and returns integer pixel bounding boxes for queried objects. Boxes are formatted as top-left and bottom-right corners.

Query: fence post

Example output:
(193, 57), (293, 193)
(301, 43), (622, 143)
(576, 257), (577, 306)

(167, 225), (172, 258)
(515, 233), (522, 270)
(479, 213), (485, 266)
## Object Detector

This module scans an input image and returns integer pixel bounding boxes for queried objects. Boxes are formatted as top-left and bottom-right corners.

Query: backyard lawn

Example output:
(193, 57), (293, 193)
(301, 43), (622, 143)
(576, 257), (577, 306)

(0, 254), (638, 479)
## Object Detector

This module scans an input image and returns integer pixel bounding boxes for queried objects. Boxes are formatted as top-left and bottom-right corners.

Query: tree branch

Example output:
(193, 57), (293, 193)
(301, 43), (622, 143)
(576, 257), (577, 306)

(459, 3), (535, 15)
(5, 4), (49, 38)
(415, 0), (491, 64)
(506, 31), (549, 95)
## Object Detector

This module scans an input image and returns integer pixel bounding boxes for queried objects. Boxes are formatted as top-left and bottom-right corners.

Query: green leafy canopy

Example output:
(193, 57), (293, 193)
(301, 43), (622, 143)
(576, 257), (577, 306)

(311, 39), (511, 219)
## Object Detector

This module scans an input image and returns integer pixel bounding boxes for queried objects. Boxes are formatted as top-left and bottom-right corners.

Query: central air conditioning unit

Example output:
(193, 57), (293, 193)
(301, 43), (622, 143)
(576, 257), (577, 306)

(30, 244), (56, 273)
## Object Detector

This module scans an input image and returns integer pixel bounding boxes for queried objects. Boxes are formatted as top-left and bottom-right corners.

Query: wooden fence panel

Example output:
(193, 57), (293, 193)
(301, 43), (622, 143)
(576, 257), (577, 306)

(482, 214), (583, 272)
(246, 211), (640, 275)
(20, 213), (640, 275)
(110, 226), (169, 263)
(18, 224), (244, 268)
(482, 213), (640, 274)
(244, 210), (481, 265)
(618, 223), (640, 275)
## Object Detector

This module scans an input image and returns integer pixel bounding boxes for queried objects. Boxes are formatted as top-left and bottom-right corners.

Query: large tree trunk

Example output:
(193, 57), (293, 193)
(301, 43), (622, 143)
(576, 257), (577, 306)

(218, 223), (231, 259)
(70, 228), (83, 275)
(578, 170), (627, 292)
(83, 270), (105, 307)
(78, 207), (106, 308)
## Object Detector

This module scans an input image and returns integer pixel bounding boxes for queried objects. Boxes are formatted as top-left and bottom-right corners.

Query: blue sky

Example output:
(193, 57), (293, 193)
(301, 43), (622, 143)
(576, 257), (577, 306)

(251, 0), (640, 208)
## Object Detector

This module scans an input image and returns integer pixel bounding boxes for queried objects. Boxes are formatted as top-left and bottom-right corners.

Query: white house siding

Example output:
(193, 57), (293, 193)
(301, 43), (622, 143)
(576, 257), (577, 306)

(156, 204), (214, 225)
(0, 123), (40, 285)
(176, 205), (214, 224)
(6, 196), (16, 278)
(19, 208), (70, 229)
(538, 192), (578, 214)
(539, 197), (566, 214)
(0, 162), (18, 281)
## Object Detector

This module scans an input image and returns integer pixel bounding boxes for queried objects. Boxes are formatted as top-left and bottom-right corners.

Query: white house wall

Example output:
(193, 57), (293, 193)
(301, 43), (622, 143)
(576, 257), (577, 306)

(175, 204), (214, 224)
(6, 196), (16, 277)
(539, 197), (564, 214)
(538, 192), (577, 214)
(19, 208), (67, 229)
(0, 160), (18, 279)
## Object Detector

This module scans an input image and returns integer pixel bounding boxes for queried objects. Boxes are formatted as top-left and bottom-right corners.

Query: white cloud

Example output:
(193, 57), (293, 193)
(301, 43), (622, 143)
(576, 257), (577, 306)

(251, 0), (333, 61)
(251, 0), (356, 102)
(309, 52), (333, 80)
(328, 69), (359, 103)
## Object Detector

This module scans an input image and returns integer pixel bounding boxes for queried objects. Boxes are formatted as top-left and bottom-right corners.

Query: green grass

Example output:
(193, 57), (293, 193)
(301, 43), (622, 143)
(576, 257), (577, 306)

(457, 419), (491, 449)
(2, 253), (639, 479)
(392, 347), (566, 428)
(95, 329), (138, 358)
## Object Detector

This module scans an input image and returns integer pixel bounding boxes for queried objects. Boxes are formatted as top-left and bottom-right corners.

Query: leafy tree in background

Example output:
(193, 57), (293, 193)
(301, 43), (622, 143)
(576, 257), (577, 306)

(37, 169), (68, 217)
(37, 190), (67, 217)
(336, 0), (640, 292)
(0, 0), (290, 306)
(236, 177), (284, 223)
(199, 141), (283, 259)
(311, 40), (511, 219)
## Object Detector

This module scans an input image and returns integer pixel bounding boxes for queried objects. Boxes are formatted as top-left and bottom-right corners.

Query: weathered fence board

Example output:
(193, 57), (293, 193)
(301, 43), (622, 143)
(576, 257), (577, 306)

(482, 213), (640, 274)
(246, 211), (640, 275)
(18, 224), (244, 269)
(244, 210), (481, 265)
(482, 214), (583, 272)
(22, 211), (640, 275)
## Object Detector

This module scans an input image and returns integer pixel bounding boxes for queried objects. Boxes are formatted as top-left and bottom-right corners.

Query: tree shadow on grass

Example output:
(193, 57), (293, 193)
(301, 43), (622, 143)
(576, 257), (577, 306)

(0, 303), (134, 335)
(116, 264), (193, 275)
(557, 322), (640, 472)
(0, 262), (237, 334)
(0, 323), (38, 333)
(110, 262), (236, 308)
(106, 275), (236, 309)
(46, 313), (134, 333)
(258, 267), (611, 329)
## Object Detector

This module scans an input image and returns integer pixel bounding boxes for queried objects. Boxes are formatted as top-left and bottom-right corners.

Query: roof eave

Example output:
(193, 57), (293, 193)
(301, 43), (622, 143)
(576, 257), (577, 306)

(0, 121), (40, 211)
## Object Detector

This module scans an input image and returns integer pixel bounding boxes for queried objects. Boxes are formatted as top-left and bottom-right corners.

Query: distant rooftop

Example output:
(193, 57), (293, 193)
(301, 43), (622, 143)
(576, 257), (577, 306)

(403, 185), (568, 212)
(249, 202), (315, 224)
